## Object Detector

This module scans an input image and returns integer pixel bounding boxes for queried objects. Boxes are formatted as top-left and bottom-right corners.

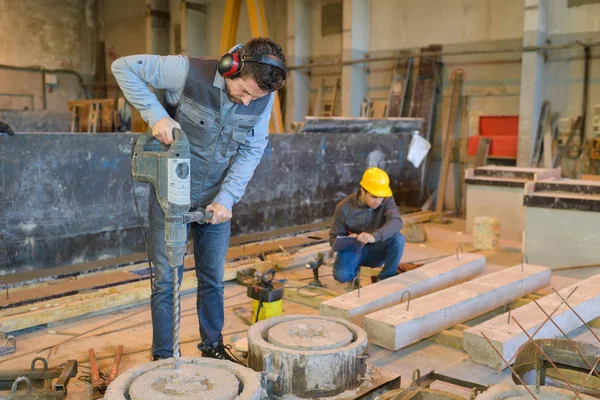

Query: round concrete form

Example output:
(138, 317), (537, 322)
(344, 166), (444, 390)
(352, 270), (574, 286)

(268, 318), (353, 350)
(248, 315), (368, 398)
(476, 383), (596, 399)
(103, 357), (263, 400)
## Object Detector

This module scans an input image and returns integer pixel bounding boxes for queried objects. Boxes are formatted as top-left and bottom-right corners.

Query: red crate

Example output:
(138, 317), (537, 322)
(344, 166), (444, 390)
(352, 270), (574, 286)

(479, 116), (518, 137)
(467, 135), (518, 158)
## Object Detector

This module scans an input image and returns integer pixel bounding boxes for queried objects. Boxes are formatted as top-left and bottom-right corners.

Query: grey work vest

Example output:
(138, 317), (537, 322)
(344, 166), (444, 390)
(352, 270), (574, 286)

(166, 57), (270, 209)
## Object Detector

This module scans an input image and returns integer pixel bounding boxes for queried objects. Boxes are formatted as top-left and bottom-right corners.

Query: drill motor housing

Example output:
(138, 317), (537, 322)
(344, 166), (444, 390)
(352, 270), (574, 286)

(131, 129), (191, 267)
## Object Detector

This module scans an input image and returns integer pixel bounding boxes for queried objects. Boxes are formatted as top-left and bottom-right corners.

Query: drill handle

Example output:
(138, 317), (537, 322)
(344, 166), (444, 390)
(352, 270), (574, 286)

(182, 208), (214, 224)
(136, 128), (186, 149)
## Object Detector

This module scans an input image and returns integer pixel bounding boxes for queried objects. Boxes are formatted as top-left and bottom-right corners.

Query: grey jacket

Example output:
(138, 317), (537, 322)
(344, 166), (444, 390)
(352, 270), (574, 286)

(111, 53), (273, 210)
(329, 193), (403, 247)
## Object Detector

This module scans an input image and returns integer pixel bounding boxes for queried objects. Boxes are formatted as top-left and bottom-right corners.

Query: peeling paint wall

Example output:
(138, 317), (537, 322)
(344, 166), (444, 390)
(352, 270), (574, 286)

(0, 0), (96, 112)
(0, 0), (96, 73)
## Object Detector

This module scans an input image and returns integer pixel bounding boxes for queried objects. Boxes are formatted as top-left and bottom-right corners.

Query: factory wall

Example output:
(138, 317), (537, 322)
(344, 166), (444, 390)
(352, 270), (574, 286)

(0, 0), (148, 114)
(0, 0), (96, 112)
(0, 131), (419, 275)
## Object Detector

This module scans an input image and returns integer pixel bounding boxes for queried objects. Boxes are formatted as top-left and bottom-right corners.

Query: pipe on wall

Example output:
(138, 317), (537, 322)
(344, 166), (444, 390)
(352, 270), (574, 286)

(288, 41), (600, 71)
(0, 64), (89, 110)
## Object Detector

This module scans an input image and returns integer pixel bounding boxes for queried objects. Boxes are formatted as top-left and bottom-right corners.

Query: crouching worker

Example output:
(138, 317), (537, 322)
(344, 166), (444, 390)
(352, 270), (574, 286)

(329, 167), (406, 284)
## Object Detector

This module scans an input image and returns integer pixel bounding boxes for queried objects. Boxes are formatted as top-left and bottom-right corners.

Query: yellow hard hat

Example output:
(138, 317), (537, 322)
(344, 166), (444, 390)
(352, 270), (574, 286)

(359, 167), (392, 197)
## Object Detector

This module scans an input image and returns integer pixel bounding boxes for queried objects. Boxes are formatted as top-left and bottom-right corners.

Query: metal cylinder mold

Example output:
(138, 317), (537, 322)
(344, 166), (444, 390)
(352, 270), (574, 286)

(247, 315), (369, 398)
(102, 357), (263, 400)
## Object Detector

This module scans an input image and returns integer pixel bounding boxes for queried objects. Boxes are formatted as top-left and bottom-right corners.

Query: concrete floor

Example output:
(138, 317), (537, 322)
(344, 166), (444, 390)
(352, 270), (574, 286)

(0, 218), (596, 399)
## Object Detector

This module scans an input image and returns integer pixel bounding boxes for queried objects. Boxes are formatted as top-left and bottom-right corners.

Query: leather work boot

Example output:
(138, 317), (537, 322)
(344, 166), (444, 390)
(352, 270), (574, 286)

(199, 341), (245, 366)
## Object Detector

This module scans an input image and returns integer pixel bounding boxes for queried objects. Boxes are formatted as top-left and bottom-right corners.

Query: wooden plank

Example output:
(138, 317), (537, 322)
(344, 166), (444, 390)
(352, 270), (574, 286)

(284, 281), (337, 309)
(223, 258), (275, 282)
(409, 45), (442, 202)
(436, 71), (463, 214)
(226, 236), (317, 260)
(1, 229), (329, 309)
(543, 113), (554, 168)
(0, 276), (188, 332)
(0, 271), (143, 309)
(229, 221), (331, 246)
(0, 242), (335, 331)
(0, 252), (149, 286)
(531, 101), (550, 167)
(267, 243), (332, 269)
(475, 137), (491, 167)
(401, 210), (438, 224)
(385, 51), (412, 118)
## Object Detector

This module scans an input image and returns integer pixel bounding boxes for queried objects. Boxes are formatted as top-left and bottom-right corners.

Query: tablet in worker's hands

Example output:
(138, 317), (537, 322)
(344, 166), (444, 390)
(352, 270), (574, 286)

(332, 236), (365, 252)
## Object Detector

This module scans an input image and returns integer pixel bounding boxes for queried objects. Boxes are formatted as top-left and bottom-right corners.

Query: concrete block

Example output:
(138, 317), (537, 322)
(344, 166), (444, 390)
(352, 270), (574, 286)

(363, 264), (551, 351)
(464, 273), (600, 368)
(320, 253), (485, 325)
(523, 179), (600, 268)
(465, 166), (560, 240)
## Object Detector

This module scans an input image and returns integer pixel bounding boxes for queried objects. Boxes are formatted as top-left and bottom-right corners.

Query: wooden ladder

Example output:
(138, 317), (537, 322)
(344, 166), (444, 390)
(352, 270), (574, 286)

(384, 51), (413, 118)
(314, 78), (340, 117)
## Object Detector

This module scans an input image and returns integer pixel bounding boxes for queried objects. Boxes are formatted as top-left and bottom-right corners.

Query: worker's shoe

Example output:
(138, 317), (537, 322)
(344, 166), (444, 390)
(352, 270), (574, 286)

(199, 341), (245, 366)
(152, 355), (168, 362)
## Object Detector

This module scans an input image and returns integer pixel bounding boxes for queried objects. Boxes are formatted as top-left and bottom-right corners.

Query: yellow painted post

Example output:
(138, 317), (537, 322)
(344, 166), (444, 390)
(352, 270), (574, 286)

(220, 0), (242, 55)
(245, 0), (285, 133)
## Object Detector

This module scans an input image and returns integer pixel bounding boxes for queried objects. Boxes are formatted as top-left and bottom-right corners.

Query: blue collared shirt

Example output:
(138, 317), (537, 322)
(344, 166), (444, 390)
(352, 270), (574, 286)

(111, 51), (274, 210)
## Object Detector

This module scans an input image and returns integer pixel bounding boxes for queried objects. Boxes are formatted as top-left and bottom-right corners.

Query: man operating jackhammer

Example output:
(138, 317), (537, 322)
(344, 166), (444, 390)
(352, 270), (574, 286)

(112, 37), (286, 364)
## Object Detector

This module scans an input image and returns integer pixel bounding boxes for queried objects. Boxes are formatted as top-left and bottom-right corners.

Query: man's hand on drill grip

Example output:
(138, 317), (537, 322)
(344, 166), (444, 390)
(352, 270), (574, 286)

(152, 117), (181, 144)
(206, 203), (232, 224)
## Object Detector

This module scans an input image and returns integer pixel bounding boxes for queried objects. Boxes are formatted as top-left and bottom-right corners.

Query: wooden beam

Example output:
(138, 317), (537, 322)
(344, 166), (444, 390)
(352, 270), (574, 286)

(245, 0), (285, 133)
(220, 0), (241, 55)
(0, 242), (335, 332)
(284, 282), (337, 309)
(436, 71), (463, 214)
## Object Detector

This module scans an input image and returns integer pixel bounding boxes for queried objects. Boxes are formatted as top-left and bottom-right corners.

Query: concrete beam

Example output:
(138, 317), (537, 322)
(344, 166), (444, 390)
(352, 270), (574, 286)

(320, 253), (485, 325)
(341, 0), (369, 117)
(464, 273), (600, 369)
(285, 0), (312, 128)
(363, 264), (551, 351)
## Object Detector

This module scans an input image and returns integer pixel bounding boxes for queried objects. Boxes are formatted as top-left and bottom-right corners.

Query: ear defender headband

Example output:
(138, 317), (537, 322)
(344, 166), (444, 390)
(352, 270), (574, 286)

(217, 51), (287, 80)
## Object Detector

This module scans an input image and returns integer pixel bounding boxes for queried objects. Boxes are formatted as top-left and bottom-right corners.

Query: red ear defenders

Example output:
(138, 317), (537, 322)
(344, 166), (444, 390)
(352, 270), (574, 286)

(217, 52), (287, 80)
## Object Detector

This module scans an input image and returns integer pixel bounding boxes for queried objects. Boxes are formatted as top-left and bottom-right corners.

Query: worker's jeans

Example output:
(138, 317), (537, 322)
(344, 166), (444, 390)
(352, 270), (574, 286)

(333, 232), (405, 283)
(149, 195), (230, 358)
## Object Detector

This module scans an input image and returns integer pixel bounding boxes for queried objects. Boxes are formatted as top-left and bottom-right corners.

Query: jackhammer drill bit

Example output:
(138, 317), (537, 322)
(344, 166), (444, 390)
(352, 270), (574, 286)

(173, 274), (181, 369)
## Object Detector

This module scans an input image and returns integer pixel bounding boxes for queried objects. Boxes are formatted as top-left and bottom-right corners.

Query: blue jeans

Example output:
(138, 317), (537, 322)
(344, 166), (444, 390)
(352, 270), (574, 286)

(333, 232), (406, 283)
(149, 195), (230, 358)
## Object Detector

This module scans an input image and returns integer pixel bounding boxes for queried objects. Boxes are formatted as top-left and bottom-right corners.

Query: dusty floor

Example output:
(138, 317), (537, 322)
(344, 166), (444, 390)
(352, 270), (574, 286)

(0, 218), (596, 399)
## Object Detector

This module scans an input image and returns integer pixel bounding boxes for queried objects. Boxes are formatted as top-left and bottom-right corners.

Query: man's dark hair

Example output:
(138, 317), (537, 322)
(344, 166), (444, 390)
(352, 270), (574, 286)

(236, 37), (285, 92)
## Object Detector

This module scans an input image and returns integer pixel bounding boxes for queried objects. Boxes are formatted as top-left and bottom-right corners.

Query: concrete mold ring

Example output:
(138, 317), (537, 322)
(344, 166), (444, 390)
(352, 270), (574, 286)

(247, 315), (369, 398)
(102, 357), (263, 400)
